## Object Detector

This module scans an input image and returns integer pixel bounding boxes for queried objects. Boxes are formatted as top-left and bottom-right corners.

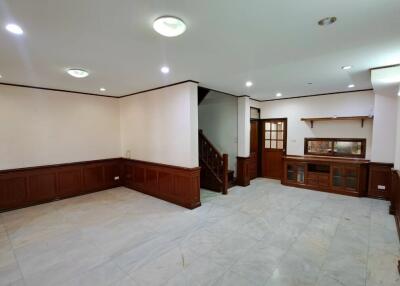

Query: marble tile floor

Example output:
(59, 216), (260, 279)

(0, 178), (399, 286)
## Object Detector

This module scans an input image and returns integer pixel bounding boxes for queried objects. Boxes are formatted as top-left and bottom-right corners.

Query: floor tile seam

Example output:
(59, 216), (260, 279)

(2, 221), (25, 285)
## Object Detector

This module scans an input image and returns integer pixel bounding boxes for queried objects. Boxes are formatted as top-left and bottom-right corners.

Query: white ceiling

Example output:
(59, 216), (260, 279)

(1, 0), (400, 100)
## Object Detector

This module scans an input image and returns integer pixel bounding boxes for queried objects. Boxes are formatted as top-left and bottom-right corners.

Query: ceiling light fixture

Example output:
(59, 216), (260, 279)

(5, 23), (24, 35)
(245, 81), (253, 87)
(161, 66), (170, 74)
(100, 88), (106, 92)
(153, 16), (186, 37)
(276, 93), (282, 97)
(348, 84), (355, 88)
(0, 74), (2, 79)
(398, 91), (400, 97)
(342, 65), (352, 70)
(67, 69), (89, 78)
(318, 17), (337, 26)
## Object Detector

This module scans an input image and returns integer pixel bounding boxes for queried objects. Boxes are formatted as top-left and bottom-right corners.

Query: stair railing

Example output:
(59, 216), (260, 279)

(199, 130), (228, 194)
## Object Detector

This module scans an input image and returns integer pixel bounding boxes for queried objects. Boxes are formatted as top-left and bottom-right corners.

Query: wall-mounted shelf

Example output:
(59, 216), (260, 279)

(301, 116), (374, 128)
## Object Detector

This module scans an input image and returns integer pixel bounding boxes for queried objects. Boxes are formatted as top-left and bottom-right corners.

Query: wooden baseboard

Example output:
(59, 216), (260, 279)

(0, 158), (201, 211)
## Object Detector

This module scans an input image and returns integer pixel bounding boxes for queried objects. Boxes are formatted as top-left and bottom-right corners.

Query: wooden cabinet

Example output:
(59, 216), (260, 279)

(283, 156), (368, 197)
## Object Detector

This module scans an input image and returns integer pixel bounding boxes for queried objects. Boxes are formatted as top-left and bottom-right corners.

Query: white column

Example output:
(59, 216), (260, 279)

(238, 96), (250, 157)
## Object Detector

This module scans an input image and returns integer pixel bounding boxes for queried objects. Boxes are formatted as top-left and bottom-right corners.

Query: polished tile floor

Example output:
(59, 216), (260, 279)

(0, 178), (399, 286)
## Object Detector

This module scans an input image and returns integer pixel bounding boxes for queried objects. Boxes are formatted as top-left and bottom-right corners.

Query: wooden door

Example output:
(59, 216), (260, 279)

(249, 120), (259, 179)
(262, 119), (287, 179)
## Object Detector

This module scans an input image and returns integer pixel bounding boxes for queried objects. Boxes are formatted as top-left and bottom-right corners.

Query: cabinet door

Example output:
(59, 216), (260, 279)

(286, 163), (305, 184)
(344, 167), (358, 191)
(332, 166), (344, 188)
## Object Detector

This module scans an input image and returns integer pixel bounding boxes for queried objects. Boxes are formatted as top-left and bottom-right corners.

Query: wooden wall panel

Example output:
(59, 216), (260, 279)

(83, 165), (104, 192)
(236, 156), (251, 187)
(0, 159), (121, 212)
(368, 163), (393, 199)
(0, 158), (200, 211)
(28, 173), (56, 203)
(389, 170), (400, 274)
(0, 177), (27, 210)
(57, 168), (83, 198)
(122, 159), (201, 209)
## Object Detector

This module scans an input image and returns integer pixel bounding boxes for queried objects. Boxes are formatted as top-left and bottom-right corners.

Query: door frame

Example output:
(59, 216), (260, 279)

(260, 118), (288, 179)
(250, 107), (263, 178)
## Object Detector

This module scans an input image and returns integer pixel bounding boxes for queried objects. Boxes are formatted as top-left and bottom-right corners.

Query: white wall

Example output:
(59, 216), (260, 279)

(395, 97), (400, 170)
(259, 91), (375, 158)
(371, 93), (398, 163)
(0, 85), (121, 170)
(198, 91), (238, 172)
(119, 82), (198, 168)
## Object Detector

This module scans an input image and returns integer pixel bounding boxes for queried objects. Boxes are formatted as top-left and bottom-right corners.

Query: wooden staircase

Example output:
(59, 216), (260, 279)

(199, 130), (234, 194)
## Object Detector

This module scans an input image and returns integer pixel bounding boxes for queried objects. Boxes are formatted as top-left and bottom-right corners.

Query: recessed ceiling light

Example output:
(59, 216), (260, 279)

(100, 88), (106, 92)
(307, 82), (313, 85)
(153, 16), (186, 37)
(348, 84), (355, 88)
(276, 93), (282, 97)
(342, 65), (352, 70)
(67, 69), (89, 78)
(5, 23), (23, 35)
(245, 81), (253, 87)
(161, 66), (170, 74)
(318, 17), (337, 26)
(398, 91), (400, 97)
(0, 74), (2, 79)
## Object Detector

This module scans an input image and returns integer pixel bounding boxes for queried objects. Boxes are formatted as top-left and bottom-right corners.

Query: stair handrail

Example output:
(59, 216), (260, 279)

(199, 130), (229, 194)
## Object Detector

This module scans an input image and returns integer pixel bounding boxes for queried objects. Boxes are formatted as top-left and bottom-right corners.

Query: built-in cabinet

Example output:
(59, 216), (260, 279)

(283, 156), (369, 197)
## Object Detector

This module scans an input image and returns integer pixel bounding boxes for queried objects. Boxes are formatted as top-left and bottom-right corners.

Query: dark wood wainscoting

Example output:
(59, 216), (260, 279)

(0, 158), (202, 211)
(236, 156), (251, 187)
(368, 162), (394, 199)
(390, 170), (400, 273)
(122, 159), (201, 209)
(0, 159), (122, 212)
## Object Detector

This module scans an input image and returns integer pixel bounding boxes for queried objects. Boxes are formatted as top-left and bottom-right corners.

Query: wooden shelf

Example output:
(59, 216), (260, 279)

(301, 116), (373, 128)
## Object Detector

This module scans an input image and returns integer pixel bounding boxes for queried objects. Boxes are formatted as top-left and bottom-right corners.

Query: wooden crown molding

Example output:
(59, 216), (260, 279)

(0, 80), (199, 99)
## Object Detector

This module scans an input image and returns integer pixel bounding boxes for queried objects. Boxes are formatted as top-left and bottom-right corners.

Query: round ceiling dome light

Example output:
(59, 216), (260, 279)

(318, 17), (337, 26)
(276, 92), (282, 97)
(342, 65), (352, 70)
(5, 23), (24, 35)
(153, 16), (186, 37)
(67, 69), (89, 78)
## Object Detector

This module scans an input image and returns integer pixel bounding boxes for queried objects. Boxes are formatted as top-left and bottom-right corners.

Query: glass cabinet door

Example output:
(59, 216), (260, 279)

(344, 167), (357, 190)
(287, 164), (305, 184)
(332, 166), (343, 187)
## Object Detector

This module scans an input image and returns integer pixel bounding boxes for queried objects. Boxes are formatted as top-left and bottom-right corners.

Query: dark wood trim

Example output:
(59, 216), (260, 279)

(253, 89), (373, 102)
(0, 80), (199, 99)
(0, 82), (117, 98)
(0, 158), (201, 211)
(389, 169), (400, 274)
(236, 156), (251, 186)
(304, 138), (367, 159)
(370, 64), (400, 71)
(368, 162), (394, 200)
(122, 159), (201, 209)
(120, 80), (199, 98)
(282, 155), (369, 197)
(0, 158), (122, 212)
